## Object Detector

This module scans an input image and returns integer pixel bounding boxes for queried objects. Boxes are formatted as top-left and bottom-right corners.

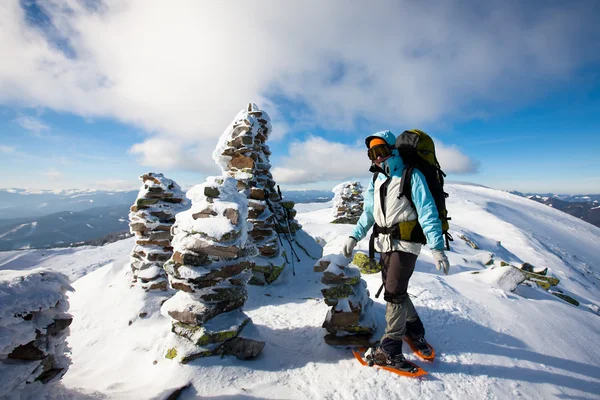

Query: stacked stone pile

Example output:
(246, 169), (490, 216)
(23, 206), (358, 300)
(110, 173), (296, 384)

(314, 254), (376, 346)
(331, 181), (364, 224)
(213, 103), (301, 284)
(129, 173), (188, 291)
(161, 176), (264, 362)
(0, 269), (73, 396)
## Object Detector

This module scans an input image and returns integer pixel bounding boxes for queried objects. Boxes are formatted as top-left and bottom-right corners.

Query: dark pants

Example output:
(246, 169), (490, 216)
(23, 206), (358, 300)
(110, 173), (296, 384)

(380, 251), (425, 356)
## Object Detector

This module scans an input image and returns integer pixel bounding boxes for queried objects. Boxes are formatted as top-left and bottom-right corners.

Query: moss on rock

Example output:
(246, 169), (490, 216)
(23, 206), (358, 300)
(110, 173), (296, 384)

(165, 347), (178, 359)
(531, 279), (552, 290)
(321, 275), (361, 285)
(321, 285), (354, 299)
(338, 325), (375, 335)
(520, 269), (560, 287)
(136, 198), (160, 208)
(352, 253), (382, 274)
(281, 201), (295, 210)
(552, 292), (579, 306)
(264, 263), (285, 284)
(172, 318), (249, 346)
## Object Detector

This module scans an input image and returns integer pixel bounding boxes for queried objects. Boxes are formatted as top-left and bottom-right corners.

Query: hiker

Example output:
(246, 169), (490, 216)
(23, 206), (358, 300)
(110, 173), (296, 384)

(342, 130), (450, 371)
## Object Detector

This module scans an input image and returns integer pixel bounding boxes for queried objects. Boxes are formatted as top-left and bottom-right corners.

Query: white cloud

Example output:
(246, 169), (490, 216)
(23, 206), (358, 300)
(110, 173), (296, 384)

(129, 137), (220, 175)
(435, 140), (479, 174)
(14, 116), (49, 135)
(0, 1), (598, 172)
(45, 167), (63, 180)
(272, 136), (477, 184)
(0, 145), (15, 153)
(272, 136), (371, 184)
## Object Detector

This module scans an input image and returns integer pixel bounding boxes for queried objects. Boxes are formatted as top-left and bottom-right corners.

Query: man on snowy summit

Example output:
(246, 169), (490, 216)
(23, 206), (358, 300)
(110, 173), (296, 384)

(342, 130), (450, 372)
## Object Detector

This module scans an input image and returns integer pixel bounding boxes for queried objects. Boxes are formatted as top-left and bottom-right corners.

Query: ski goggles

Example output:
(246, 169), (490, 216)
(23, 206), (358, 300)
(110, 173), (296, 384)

(367, 144), (393, 161)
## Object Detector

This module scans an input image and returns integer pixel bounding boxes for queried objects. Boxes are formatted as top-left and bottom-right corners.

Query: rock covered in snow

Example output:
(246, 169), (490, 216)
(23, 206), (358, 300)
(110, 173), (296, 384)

(475, 265), (526, 292)
(213, 103), (301, 285)
(162, 176), (263, 361)
(331, 181), (364, 224)
(129, 173), (189, 291)
(313, 254), (376, 347)
(0, 269), (73, 397)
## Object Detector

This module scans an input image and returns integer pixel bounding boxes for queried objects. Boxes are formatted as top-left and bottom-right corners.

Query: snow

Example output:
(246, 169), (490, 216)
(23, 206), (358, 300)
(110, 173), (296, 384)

(175, 177), (249, 246)
(0, 239), (135, 281)
(0, 222), (37, 239)
(469, 265), (525, 292)
(0, 183), (599, 399)
(0, 269), (73, 397)
(212, 103), (270, 173)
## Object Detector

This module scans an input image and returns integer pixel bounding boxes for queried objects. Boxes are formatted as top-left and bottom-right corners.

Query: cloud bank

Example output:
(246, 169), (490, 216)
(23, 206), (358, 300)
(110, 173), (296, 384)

(1, 0), (598, 174)
(272, 136), (476, 184)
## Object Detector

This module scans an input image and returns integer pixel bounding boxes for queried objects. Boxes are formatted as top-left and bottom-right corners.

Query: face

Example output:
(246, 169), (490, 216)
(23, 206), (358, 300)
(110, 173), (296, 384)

(374, 155), (391, 167)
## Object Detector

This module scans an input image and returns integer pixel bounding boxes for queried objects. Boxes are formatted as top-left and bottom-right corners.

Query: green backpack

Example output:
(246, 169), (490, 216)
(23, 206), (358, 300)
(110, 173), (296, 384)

(396, 129), (452, 250)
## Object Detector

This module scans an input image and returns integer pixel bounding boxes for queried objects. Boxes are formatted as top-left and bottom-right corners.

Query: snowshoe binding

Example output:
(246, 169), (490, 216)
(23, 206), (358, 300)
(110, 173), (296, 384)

(403, 335), (435, 362)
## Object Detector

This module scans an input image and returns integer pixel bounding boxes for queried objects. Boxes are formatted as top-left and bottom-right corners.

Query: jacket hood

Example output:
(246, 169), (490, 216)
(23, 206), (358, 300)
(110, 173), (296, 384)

(365, 130), (396, 148)
(365, 130), (404, 176)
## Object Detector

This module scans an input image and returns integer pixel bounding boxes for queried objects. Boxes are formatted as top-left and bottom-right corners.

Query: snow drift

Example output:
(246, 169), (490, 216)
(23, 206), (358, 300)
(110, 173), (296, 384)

(0, 183), (599, 399)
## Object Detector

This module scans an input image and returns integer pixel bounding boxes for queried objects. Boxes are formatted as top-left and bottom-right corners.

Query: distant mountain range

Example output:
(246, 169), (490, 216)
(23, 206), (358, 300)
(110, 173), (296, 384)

(0, 204), (131, 251)
(509, 191), (600, 203)
(3, 186), (598, 251)
(0, 188), (334, 251)
(281, 189), (333, 203)
(0, 189), (139, 220)
(510, 191), (600, 228)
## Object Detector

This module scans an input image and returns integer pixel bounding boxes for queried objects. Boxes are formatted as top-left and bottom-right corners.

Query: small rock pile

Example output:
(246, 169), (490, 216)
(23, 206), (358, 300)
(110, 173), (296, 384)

(214, 103), (301, 285)
(331, 181), (364, 224)
(129, 173), (188, 291)
(161, 176), (264, 363)
(0, 269), (73, 396)
(314, 254), (376, 346)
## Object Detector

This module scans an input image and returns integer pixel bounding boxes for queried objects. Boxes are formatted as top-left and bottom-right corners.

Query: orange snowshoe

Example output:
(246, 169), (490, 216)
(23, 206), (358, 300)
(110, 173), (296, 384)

(353, 347), (428, 378)
(403, 336), (435, 362)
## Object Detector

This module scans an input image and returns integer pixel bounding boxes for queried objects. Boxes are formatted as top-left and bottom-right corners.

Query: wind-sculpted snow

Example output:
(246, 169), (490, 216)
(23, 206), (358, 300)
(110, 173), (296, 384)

(0, 269), (73, 396)
(0, 183), (599, 399)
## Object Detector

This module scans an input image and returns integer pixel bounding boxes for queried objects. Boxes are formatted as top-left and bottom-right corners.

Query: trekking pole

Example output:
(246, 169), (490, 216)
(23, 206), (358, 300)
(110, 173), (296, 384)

(277, 185), (301, 262)
(261, 193), (290, 264)
(264, 190), (295, 274)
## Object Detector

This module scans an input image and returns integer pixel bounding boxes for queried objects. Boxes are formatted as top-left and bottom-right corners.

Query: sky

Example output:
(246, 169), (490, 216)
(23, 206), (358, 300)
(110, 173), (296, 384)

(1, 0), (599, 194)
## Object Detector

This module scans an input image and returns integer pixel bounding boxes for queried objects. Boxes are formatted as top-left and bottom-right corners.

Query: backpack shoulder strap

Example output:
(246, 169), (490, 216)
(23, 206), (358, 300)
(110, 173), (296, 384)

(398, 165), (415, 206)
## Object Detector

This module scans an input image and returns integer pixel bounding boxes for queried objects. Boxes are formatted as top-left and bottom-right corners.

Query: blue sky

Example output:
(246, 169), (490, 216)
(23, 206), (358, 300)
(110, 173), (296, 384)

(1, 0), (599, 194)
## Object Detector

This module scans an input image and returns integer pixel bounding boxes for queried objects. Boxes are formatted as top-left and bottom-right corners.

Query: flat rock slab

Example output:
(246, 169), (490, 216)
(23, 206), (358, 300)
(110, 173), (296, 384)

(172, 309), (250, 346)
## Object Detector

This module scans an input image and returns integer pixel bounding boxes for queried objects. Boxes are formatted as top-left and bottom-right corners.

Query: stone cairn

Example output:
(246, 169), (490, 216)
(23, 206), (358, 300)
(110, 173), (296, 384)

(314, 254), (376, 346)
(129, 173), (188, 291)
(161, 176), (264, 363)
(331, 181), (364, 224)
(0, 269), (73, 396)
(213, 103), (301, 285)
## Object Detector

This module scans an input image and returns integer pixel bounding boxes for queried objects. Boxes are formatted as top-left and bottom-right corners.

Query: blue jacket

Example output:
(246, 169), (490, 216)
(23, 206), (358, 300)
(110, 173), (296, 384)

(351, 130), (445, 251)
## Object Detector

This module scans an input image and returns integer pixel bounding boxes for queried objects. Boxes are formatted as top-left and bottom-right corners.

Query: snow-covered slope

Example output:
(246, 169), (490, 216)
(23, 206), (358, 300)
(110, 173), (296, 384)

(1, 184), (599, 399)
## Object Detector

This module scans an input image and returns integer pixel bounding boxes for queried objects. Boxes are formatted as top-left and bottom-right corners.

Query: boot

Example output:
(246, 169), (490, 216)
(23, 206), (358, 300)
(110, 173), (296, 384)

(367, 346), (419, 373)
